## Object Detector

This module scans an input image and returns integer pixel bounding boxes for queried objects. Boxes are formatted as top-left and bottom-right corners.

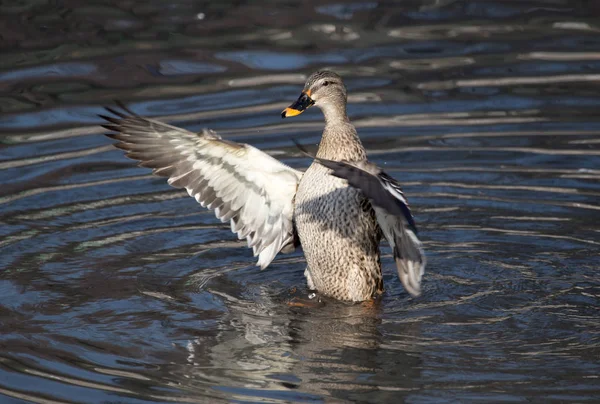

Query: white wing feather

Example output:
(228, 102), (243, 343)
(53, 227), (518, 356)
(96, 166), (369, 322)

(101, 106), (302, 269)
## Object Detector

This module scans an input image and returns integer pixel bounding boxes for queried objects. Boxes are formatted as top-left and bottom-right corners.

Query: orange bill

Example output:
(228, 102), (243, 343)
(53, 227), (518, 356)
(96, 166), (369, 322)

(281, 91), (315, 118)
(283, 107), (303, 117)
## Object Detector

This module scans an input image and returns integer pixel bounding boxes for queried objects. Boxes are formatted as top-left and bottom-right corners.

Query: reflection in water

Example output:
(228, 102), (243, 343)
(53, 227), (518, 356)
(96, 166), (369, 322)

(156, 279), (425, 403)
(1, 0), (600, 402)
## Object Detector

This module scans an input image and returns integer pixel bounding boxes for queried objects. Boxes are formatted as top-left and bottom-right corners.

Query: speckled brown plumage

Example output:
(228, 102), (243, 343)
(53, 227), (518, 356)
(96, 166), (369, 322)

(296, 164), (383, 301)
(292, 71), (384, 301)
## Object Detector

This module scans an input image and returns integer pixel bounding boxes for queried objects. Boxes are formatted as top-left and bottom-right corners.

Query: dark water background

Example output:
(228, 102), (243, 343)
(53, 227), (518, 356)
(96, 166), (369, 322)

(1, 1), (600, 402)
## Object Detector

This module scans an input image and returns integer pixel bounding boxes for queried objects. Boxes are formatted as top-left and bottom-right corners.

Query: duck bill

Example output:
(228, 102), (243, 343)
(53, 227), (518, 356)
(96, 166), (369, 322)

(281, 91), (314, 118)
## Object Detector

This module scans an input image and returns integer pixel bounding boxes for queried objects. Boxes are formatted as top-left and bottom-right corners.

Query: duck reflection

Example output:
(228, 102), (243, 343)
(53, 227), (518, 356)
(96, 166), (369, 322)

(178, 277), (423, 402)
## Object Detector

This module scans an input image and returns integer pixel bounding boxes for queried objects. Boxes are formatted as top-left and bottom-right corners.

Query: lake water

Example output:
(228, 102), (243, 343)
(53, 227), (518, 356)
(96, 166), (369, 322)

(1, 1), (599, 402)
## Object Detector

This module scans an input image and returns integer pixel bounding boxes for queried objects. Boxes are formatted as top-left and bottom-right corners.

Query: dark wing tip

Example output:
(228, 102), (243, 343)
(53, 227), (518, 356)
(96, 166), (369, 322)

(98, 114), (122, 125)
(100, 102), (141, 142)
(292, 139), (316, 159)
(103, 106), (126, 119)
(114, 100), (138, 116)
(290, 142), (356, 177)
(101, 124), (122, 133)
(100, 101), (137, 123)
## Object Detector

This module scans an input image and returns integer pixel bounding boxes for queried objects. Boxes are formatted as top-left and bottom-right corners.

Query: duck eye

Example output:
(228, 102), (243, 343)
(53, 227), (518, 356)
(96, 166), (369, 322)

(322, 81), (329, 86)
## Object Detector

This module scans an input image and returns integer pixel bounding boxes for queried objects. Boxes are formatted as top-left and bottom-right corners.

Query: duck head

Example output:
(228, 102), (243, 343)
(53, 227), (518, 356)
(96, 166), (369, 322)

(281, 71), (347, 118)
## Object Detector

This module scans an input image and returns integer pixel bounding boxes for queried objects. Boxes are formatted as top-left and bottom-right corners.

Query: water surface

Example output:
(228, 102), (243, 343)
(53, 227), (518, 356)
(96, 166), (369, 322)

(1, 1), (599, 402)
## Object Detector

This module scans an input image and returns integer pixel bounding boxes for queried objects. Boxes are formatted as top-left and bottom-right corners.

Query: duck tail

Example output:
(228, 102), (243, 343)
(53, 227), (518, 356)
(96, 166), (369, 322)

(393, 227), (426, 297)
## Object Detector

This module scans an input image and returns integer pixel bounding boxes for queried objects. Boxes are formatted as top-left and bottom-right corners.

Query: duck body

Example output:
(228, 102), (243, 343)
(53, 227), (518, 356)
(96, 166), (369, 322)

(290, 74), (385, 301)
(101, 70), (425, 303)
(296, 161), (382, 301)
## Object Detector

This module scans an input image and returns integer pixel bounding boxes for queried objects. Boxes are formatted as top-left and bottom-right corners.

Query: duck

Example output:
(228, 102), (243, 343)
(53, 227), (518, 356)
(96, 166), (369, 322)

(100, 70), (425, 302)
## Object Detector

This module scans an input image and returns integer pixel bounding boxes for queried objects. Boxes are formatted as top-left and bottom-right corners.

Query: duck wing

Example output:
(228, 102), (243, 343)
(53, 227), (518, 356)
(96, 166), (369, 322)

(100, 103), (302, 269)
(298, 145), (425, 297)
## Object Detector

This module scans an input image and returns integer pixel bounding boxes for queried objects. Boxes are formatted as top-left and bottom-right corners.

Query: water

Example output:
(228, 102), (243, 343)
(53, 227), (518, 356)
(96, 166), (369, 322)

(1, 1), (599, 402)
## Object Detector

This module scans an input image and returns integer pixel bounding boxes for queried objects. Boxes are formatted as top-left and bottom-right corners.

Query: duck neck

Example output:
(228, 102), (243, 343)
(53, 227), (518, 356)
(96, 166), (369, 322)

(320, 99), (349, 126)
(316, 101), (366, 161)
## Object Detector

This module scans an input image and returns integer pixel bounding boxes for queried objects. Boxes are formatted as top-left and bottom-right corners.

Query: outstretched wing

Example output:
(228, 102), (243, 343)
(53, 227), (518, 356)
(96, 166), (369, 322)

(298, 144), (425, 297)
(101, 104), (303, 269)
